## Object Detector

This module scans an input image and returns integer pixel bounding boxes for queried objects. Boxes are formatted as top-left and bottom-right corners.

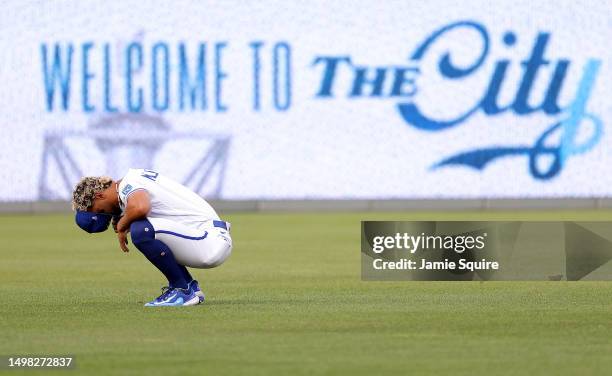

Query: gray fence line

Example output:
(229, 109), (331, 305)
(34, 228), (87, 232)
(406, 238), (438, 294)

(1, 199), (612, 213)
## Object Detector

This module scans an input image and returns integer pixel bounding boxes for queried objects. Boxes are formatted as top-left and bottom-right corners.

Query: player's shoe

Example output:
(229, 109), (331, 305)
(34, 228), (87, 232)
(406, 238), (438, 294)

(188, 280), (205, 303)
(144, 286), (200, 307)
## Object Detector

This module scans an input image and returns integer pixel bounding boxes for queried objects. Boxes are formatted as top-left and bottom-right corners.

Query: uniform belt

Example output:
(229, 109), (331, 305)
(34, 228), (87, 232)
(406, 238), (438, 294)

(213, 220), (229, 231)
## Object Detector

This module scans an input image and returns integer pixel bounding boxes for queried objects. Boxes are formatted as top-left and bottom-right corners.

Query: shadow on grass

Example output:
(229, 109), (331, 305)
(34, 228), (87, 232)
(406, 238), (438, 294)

(204, 298), (313, 306)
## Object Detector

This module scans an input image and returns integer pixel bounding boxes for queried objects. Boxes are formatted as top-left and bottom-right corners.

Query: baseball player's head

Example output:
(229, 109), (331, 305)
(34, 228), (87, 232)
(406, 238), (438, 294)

(72, 176), (120, 233)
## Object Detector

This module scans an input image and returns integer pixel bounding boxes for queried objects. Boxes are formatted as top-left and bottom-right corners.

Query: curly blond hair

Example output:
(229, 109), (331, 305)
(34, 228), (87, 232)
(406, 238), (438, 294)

(71, 176), (113, 211)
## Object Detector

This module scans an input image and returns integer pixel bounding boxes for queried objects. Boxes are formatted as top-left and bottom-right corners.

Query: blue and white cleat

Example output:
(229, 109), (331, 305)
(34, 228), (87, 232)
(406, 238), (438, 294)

(144, 286), (200, 307)
(188, 280), (205, 303)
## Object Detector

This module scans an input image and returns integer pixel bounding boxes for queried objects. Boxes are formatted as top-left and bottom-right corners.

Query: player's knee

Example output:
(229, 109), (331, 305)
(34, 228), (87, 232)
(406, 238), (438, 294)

(130, 220), (155, 247)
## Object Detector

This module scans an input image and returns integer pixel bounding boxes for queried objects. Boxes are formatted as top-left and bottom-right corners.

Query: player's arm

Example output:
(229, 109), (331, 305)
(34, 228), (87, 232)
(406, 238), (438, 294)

(112, 215), (121, 233)
(116, 190), (151, 252)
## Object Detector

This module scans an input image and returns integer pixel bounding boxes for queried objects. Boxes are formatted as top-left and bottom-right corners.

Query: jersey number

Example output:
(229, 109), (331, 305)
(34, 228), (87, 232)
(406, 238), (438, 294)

(141, 169), (159, 181)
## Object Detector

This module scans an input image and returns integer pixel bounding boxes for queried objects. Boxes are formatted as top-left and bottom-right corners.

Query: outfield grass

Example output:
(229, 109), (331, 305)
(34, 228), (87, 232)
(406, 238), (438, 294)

(1, 211), (612, 375)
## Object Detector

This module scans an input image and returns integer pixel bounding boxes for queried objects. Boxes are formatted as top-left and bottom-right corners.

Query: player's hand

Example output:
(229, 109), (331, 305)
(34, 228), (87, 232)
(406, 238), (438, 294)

(117, 229), (129, 252)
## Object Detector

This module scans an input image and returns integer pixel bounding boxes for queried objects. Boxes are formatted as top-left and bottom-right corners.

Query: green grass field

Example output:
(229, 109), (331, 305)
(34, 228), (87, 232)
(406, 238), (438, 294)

(1, 211), (612, 375)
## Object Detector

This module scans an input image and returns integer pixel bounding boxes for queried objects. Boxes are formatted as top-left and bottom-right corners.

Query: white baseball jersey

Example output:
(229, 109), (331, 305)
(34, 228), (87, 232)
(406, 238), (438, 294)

(117, 168), (221, 231)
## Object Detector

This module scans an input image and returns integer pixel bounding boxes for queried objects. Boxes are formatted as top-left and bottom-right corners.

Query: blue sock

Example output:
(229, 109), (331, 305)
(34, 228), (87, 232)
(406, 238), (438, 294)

(178, 265), (194, 284)
(130, 220), (188, 290)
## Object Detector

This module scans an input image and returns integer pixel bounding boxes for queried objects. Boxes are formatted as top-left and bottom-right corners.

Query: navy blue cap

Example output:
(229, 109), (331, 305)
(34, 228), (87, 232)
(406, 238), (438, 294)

(75, 211), (113, 233)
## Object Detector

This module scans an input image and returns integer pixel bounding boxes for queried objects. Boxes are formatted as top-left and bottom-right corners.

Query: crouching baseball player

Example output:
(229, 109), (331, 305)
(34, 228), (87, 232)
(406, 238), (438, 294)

(71, 168), (232, 307)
